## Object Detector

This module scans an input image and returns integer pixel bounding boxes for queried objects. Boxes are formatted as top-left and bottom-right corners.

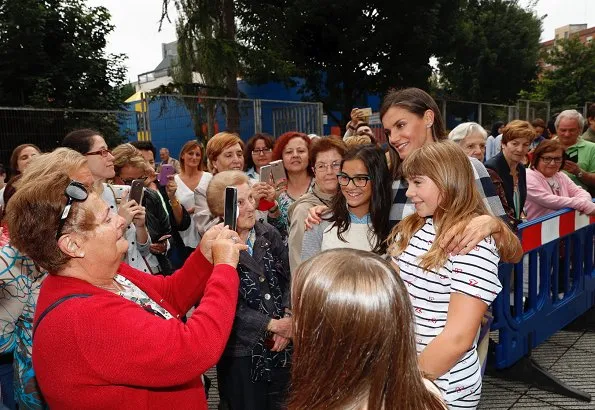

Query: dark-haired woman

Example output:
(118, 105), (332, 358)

(245, 133), (274, 181)
(485, 121), (505, 161)
(301, 145), (391, 260)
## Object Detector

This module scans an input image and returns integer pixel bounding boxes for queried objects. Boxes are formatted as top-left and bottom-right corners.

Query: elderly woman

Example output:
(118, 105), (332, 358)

(5, 167), (244, 409)
(485, 120), (534, 229)
(111, 143), (172, 275)
(62, 129), (152, 273)
(206, 171), (292, 410)
(526, 140), (595, 220)
(0, 148), (93, 410)
(448, 122), (488, 162)
(288, 138), (347, 272)
(196, 132), (276, 238)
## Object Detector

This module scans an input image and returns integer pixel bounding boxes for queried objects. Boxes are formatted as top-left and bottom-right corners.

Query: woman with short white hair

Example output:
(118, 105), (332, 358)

(448, 122), (488, 162)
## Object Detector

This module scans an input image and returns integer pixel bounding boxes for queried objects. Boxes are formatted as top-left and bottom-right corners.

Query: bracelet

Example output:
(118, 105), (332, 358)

(169, 199), (180, 207)
(269, 204), (279, 213)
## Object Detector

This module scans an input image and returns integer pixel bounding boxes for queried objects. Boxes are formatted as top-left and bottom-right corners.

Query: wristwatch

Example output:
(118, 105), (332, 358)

(577, 170), (584, 179)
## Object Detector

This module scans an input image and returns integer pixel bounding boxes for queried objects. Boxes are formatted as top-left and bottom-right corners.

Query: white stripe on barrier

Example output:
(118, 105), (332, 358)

(575, 211), (590, 230)
(541, 216), (560, 245)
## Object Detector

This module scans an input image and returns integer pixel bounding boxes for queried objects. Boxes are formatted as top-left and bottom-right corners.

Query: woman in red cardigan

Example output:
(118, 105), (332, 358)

(4, 170), (245, 410)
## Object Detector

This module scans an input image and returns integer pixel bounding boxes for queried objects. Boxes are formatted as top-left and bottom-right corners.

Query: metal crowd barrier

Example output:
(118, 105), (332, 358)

(488, 206), (595, 401)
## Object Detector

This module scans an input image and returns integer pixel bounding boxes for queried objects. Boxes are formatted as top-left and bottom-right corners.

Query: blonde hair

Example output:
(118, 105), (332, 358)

(206, 170), (249, 217)
(206, 132), (245, 173)
(388, 141), (488, 272)
(15, 148), (87, 189)
(111, 143), (150, 176)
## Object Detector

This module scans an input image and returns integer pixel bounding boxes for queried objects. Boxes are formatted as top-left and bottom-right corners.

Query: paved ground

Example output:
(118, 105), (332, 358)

(206, 310), (595, 410)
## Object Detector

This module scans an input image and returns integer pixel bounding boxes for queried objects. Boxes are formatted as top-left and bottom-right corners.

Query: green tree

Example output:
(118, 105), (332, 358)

(0, 0), (127, 109)
(237, 0), (463, 128)
(529, 37), (595, 111)
(437, 0), (542, 103)
(0, 0), (128, 147)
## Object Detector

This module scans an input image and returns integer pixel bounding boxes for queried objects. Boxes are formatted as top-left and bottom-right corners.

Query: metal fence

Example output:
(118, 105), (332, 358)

(0, 107), (137, 174)
(142, 93), (323, 156)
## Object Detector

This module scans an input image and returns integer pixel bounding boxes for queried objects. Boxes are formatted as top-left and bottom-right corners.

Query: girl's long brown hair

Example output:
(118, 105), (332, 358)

(289, 249), (446, 410)
(388, 141), (519, 270)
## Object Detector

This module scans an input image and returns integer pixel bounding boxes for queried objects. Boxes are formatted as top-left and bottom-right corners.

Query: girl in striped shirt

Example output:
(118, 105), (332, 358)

(388, 141), (521, 409)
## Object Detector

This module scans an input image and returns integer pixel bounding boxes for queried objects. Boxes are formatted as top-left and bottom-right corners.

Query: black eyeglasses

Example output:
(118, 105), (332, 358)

(337, 173), (371, 187)
(84, 148), (112, 158)
(56, 181), (89, 240)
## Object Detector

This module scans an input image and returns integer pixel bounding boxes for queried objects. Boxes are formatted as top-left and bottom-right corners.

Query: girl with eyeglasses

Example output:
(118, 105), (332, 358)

(525, 139), (595, 220)
(300, 145), (392, 261)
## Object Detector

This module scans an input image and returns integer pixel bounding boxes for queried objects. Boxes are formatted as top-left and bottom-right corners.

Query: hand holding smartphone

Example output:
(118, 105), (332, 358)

(129, 179), (145, 204)
(158, 164), (175, 186)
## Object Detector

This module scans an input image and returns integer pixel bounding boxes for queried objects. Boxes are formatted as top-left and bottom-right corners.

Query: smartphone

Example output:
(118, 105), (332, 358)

(270, 160), (287, 183)
(129, 179), (145, 204)
(111, 185), (128, 204)
(158, 164), (175, 186)
(157, 234), (172, 242)
(259, 164), (273, 184)
(224, 186), (238, 231)
(359, 107), (373, 118)
(565, 151), (578, 164)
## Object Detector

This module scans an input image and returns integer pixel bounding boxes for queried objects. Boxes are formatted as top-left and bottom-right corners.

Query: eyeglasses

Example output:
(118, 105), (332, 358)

(314, 161), (342, 173)
(84, 148), (112, 158)
(121, 176), (147, 185)
(252, 148), (272, 155)
(56, 181), (89, 240)
(337, 173), (371, 187)
(541, 156), (563, 164)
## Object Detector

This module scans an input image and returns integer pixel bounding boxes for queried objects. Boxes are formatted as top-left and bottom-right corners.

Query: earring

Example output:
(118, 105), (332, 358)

(426, 123), (433, 129)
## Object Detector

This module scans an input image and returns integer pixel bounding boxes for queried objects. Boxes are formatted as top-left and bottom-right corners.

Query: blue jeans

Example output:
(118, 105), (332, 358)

(0, 362), (15, 410)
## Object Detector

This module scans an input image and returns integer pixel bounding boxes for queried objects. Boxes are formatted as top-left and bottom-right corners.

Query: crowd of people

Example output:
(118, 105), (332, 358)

(0, 90), (593, 410)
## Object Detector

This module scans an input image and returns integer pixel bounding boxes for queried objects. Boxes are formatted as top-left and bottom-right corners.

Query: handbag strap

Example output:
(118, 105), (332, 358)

(33, 294), (92, 340)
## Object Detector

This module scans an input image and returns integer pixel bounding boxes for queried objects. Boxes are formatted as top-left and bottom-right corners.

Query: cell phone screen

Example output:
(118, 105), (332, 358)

(130, 179), (145, 204)
(224, 186), (238, 231)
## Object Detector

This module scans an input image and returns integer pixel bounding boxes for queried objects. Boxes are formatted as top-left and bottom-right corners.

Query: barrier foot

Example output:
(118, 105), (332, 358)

(488, 356), (591, 402)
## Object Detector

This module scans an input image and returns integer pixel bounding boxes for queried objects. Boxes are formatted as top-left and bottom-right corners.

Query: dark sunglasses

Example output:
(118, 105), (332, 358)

(56, 181), (89, 240)
(121, 176), (147, 185)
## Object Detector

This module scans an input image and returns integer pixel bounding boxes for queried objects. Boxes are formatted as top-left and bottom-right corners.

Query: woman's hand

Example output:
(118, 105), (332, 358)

(563, 160), (581, 176)
(439, 214), (496, 255)
(304, 205), (329, 230)
(165, 175), (178, 200)
(274, 179), (288, 198)
(150, 241), (167, 255)
(131, 204), (146, 228)
(268, 317), (292, 339)
(270, 334), (290, 352)
(200, 224), (246, 265)
(251, 182), (276, 203)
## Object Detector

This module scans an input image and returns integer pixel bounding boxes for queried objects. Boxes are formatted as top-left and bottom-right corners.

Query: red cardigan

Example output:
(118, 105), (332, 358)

(32, 249), (239, 410)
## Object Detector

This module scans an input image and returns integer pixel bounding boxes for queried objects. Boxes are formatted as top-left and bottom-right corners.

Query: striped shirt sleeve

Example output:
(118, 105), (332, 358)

(450, 236), (502, 305)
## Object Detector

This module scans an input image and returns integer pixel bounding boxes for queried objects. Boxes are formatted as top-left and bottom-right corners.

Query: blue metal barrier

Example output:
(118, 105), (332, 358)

(488, 205), (595, 401)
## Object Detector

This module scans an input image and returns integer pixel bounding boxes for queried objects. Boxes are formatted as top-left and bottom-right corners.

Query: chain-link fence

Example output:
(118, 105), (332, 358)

(516, 100), (551, 123)
(143, 93), (323, 156)
(0, 107), (137, 174)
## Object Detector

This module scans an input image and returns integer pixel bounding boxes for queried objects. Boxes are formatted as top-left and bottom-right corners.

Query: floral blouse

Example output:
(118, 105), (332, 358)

(268, 179), (315, 244)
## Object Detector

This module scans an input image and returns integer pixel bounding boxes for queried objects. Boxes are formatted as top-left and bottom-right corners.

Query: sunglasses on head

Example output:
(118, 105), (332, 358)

(56, 181), (89, 240)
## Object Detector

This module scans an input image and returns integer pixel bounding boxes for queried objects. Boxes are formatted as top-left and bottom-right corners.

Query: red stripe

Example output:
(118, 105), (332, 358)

(559, 211), (575, 237)
(522, 223), (542, 253)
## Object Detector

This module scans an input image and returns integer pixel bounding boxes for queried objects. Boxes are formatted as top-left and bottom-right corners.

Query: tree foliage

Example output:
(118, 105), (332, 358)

(237, 0), (463, 127)
(437, 0), (542, 103)
(0, 0), (127, 110)
(528, 37), (595, 111)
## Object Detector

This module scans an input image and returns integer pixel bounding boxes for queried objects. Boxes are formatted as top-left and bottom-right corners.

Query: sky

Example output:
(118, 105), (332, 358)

(88, 0), (594, 83)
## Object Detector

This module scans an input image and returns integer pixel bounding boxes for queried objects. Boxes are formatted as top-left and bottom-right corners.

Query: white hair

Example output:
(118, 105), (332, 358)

(448, 122), (488, 143)
(555, 109), (585, 130)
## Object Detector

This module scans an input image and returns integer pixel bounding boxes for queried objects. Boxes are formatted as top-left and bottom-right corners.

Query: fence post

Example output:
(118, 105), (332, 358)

(478, 103), (483, 126)
(254, 99), (262, 134)
(316, 102), (324, 136)
(141, 92), (152, 140)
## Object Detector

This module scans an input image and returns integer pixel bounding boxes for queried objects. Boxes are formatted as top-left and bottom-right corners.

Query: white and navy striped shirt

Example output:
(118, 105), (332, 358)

(393, 218), (501, 408)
